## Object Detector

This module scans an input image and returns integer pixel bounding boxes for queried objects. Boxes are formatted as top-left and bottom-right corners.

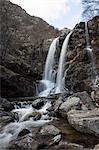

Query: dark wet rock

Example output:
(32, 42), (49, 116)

(0, 109), (10, 117)
(40, 125), (61, 136)
(0, 69), (36, 98)
(47, 97), (63, 118)
(67, 108), (99, 137)
(0, 97), (14, 111)
(32, 99), (45, 109)
(49, 134), (62, 146)
(18, 129), (30, 137)
(11, 112), (19, 122)
(33, 113), (41, 121)
(0, 111), (15, 129)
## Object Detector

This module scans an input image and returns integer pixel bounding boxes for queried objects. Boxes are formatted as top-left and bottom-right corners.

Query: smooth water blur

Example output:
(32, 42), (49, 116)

(38, 38), (58, 97)
(0, 102), (52, 149)
(85, 22), (90, 47)
(55, 31), (73, 93)
(38, 80), (55, 97)
(44, 37), (58, 82)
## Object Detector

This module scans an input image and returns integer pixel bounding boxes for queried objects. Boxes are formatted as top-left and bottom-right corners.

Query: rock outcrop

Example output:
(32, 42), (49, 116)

(59, 91), (95, 118)
(64, 16), (99, 94)
(67, 108), (99, 137)
(0, 97), (14, 111)
(0, 0), (59, 98)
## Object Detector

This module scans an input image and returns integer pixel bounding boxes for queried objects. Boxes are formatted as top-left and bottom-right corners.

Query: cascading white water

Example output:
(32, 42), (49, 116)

(85, 22), (90, 47)
(38, 37), (58, 97)
(55, 31), (73, 93)
(85, 22), (99, 86)
(0, 102), (52, 149)
(44, 37), (58, 81)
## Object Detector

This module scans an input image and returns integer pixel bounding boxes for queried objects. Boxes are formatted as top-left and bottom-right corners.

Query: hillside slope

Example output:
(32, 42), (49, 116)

(0, 0), (59, 98)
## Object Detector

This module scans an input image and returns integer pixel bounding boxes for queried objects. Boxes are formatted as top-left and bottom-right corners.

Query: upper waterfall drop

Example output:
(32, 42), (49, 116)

(44, 37), (59, 82)
(85, 21), (90, 47)
(38, 37), (59, 97)
(55, 31), (73, 93)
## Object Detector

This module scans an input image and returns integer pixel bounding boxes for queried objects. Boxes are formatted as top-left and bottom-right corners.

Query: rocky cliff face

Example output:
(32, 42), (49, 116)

(0, 0), (59, 98)
(64, 16), (99, 94)
(0, 0), (98, 99)
(37, 17), (99, 95)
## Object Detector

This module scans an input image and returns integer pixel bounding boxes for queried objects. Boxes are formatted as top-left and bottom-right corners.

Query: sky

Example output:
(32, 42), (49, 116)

(10, 0), (82, 29)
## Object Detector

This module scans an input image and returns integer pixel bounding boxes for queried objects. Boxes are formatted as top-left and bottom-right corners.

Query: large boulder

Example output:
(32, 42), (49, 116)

(40, 125), (61, 136)
(67, 108), (99, 137)
(0, 97), (14, 111)
(73, 91), (95, 110)
(59, 97), (81, 117)
(59, 91), (95, 118)
(32, 98), (45, 110)
(18, 129), (30, 137)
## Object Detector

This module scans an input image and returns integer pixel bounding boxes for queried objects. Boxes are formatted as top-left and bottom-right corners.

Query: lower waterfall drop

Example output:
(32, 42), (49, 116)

(38, 37), (59, 97)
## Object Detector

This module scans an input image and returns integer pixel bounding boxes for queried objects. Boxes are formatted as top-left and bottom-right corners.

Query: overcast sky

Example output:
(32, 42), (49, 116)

(10, 0), (82, 29)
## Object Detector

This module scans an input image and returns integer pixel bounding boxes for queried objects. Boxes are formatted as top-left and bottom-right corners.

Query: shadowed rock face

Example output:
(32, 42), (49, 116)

(0, 0), (59, 98)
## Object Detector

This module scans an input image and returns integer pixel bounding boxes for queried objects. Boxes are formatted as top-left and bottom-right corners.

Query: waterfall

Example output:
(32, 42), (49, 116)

(85, 22), (98, 86)
(38, 37), (58, 97)
(55, 31), (73, 93)
(44, 37), (58, 81)
(38, 31), (73, 96)
(85, 21), (90, 47)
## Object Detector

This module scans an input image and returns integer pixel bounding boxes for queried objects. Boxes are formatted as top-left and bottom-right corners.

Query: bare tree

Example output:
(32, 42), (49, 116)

(82, 0), (99, 21)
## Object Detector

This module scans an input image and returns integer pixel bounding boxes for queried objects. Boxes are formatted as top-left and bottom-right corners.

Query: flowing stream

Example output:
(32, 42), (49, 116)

(0, 102), (52, 149)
